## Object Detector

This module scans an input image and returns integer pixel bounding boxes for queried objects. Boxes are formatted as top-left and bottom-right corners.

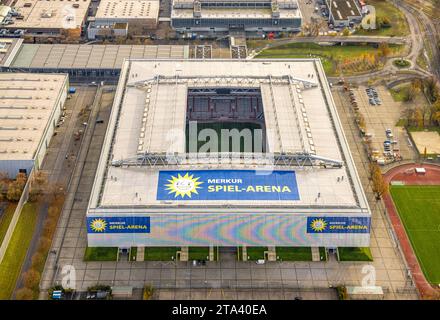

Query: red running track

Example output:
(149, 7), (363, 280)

(383, 163), (440, 298)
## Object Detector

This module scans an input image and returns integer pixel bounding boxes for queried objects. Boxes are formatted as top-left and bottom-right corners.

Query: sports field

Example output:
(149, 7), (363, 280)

(390, 185), (440, 284)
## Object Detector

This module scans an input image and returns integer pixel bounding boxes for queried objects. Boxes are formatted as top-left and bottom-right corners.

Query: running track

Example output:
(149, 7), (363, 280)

(383, 163), (440, 298)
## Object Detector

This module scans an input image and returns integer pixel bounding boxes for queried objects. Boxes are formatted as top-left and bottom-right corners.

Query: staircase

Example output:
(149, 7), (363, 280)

(311, 247), (321, 262)
(136, 246), (144, 261)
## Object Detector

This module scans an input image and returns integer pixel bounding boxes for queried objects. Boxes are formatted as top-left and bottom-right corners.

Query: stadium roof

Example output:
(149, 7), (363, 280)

(0, 73), (67, 160)
(88, 59), (369, 214)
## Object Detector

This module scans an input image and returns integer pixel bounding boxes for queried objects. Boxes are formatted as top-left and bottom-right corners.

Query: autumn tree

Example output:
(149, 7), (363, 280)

(378, 42), (391, 58)
(370, 164), (388, 199)
(7, 181), (23, 201)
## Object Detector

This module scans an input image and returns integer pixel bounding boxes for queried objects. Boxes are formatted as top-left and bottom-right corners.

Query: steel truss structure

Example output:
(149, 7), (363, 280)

(111, 152), (343, 168)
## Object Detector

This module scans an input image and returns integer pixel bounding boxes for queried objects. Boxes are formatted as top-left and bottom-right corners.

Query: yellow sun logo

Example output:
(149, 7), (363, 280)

(310, 218), (327, 232)
(165, 173), (203, 198)
(90, 218), (107, 232)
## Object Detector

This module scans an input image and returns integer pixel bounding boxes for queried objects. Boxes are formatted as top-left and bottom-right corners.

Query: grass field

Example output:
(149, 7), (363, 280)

(188, 247), (210, 260)
(246, 247), (267, 260)
(186, 122), (263, 153)
(390, 185), (440, 284)
(355, 0), (409, 36)
(0, 203), (17, 245)
(255, 43), (403, 76)
(338, 247), (373, 261)
(276, 247), (312, 261)
(144, 247), (179, 261)
(84, 247), (118, 261)
(0, 203), (37, 299)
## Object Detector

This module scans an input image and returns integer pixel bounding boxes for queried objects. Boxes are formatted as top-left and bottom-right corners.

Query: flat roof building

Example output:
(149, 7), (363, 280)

(5, 0), (92, 38)
(0, 72), (68, 177)
(91, 0), (160, 36)
(326, 0), (362, 27)
(86, 59), (371, 249)
(0, 40), (189, 80)
(171, 0), (302, 32)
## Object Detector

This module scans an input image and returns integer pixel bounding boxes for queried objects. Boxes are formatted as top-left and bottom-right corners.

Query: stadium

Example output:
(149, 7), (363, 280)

(86, 59), (371, 252)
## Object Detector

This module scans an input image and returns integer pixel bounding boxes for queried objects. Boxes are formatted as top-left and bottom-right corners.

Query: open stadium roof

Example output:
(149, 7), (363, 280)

(88, 59), (369, 214)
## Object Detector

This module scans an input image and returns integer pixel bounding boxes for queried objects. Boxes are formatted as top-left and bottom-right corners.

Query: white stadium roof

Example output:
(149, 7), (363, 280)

(88, 59), (369, 215)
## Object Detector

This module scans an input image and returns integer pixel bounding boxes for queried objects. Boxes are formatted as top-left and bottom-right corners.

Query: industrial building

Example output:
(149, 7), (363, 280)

(0, 72), (68, 177)
(86, 59), (371, 251)
(0, 39), (189, 80)
(170, 0), (302, 32)
(2, 0), (91, 39)
(88, 0), (160, 39)
(325, 0), (362, 27)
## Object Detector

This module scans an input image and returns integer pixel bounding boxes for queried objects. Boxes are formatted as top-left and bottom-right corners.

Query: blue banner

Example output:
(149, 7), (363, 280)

(87, 217), (150, 234)
(306, 217), (370, 233)
(156, 170), (300, 201)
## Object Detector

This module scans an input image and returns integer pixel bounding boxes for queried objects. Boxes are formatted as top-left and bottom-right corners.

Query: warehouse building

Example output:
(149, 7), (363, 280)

(0, 72), (68, 177)
(86, 59), (371, 251)
(88, 0), (160, 39)
(0, 39), (189, 80)
(171, 0), (302, 32)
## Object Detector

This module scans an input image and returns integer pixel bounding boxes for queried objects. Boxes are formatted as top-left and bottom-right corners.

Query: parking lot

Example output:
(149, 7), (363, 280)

(333, 85), (418, 164)
(298, 0), (329, 33)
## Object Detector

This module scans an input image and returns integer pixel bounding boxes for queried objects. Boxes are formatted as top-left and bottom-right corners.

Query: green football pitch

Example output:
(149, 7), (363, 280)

(390, 185), (440, 284)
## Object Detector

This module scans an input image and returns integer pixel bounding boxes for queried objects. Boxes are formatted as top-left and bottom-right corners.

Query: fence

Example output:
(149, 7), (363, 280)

(0, 168), (34, 264)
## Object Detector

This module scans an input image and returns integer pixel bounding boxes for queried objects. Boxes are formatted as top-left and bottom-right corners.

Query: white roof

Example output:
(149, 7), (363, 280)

(89, 59), (369, 213)
(0, 73), (67, 160)
(96, 0), (159, 20)
(9, 0), (91, 29)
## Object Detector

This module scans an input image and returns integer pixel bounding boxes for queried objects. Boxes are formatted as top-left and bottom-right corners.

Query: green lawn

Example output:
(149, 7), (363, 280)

(246, 247), (267, 260)
(276, 247), (312, 261)
(186, 122), (262, 153)
(188, 247), (210, 260)
(389, 84), (410, 102)
(0, 204), (17, 245)
(0, 203), (38, 299)
(355, 0), (409, 36)
(144, 247), (179, 261)
(255, 43), (403, 76)
(84, 247), (118, 261)
(390, 185), (440, 284)
(338, 247), (373, 261)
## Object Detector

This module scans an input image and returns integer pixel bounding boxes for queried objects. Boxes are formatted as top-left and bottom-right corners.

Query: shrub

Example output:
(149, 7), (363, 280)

(23, 269), (41, 290)
(31, 252), (45, 269)
(37, 237), (52, 254)
(15, 287), (34, 300)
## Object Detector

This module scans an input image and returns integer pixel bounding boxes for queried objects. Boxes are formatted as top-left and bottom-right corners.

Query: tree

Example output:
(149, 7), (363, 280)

(414, 107), (424, 128)
(378, 42), (391, 57)
(6, 181), (23, 201)
(370, 164), (388, 199)
(15, 288), (34, 300)
(15, 172), (27, 189)
(342, 27), (350, 36)
(23, 269), (41, 290)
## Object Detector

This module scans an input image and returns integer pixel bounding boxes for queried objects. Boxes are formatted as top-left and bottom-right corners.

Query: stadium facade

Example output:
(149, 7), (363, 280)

(170, 0), (302, 32)
(86, 59), (371, 248)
